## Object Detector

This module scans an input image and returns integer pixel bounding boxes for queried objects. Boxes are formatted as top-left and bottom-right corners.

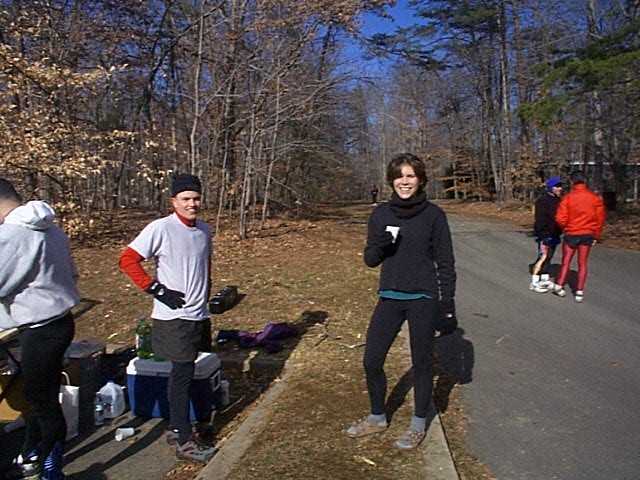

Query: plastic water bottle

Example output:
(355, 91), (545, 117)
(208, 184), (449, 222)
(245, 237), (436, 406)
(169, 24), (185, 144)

(99, 381), (126, 419)
(219, 380), (230, 407)
(94, 393), (105, 426)
(135, 318), (153, 359)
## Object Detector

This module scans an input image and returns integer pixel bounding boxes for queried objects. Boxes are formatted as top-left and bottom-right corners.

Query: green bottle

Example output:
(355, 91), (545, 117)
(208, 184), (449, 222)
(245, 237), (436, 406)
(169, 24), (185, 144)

(135, 318), (153, 359)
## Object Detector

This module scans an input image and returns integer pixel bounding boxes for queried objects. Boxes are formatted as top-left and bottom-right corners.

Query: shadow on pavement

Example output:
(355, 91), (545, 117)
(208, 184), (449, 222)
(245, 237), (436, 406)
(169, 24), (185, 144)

(385, 368), (414, 424)
(64, 417), (165, 479)
(434, 328), (474, 413)
(548, 264), (579, 292)
(385, 367), (438, 429)
(381, 326), (475, 423)
(64, 416), (159, 465)
(66, 464), (108, 479)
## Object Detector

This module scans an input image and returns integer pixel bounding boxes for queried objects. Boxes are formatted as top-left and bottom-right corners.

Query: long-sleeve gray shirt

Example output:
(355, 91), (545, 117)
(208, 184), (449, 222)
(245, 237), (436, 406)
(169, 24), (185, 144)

(0, 201), (79, 329)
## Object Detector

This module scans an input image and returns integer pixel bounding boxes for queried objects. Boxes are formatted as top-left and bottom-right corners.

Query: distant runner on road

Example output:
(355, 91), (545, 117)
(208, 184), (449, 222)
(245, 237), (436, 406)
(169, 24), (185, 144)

(346, 153), (457, 450)
(552, 171), (606, 303)
(370, 184), (379, 204)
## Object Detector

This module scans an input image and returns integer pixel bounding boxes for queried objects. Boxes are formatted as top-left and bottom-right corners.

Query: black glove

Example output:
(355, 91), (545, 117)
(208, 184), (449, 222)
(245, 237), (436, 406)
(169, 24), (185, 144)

(146, 281), (185, 310)
(370, 230), (395, 251)
(437, 299), (457, 336)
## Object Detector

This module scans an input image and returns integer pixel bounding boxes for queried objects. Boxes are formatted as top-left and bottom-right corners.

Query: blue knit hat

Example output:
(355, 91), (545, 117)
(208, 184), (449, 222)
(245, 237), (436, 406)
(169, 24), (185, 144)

(545, 176), (562, 190)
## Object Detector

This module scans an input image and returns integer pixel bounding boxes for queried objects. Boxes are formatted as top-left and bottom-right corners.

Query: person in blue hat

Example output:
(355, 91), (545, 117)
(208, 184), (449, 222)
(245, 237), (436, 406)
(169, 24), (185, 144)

(530, 176), (563, 292)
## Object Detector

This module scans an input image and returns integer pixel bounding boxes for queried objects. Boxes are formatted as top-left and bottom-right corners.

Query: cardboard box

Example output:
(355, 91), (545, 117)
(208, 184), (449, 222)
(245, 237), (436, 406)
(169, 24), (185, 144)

(126, 352), (221, 421)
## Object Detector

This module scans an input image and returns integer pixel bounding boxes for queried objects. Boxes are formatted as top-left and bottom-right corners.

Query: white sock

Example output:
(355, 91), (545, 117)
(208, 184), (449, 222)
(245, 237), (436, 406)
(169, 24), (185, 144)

(368, 413), (387, 425)
(410, 415), (426, 432)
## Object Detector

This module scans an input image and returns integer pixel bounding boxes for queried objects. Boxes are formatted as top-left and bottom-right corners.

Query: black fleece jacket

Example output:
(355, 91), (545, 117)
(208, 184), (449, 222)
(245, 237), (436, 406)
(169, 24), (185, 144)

(534, 192), (561, 239)
(364, 201), (456, 301)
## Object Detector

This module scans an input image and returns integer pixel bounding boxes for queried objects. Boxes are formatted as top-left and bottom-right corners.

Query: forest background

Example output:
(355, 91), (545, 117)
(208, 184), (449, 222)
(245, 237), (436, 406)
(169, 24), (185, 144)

(1, 0), (639, 239)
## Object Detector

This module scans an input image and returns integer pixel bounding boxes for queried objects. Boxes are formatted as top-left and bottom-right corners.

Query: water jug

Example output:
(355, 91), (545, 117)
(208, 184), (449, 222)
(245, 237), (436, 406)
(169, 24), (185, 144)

(98, 381), (126, 419)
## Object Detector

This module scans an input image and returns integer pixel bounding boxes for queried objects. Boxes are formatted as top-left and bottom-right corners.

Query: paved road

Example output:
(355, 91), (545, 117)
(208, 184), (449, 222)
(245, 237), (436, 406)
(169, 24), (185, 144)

(450, 215), (640, 480)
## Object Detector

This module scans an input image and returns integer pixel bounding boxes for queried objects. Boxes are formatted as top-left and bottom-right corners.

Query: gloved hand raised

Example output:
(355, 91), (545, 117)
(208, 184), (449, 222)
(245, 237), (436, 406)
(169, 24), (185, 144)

(146, 281), (185, 310)
(370, 230), (395, 250)
(436, 298), (457, 336)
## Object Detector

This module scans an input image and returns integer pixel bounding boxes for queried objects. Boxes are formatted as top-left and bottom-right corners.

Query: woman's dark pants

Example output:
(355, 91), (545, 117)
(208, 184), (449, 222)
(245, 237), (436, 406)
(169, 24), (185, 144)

(19, 313), (75, 459)
(363, 298), (437, 418)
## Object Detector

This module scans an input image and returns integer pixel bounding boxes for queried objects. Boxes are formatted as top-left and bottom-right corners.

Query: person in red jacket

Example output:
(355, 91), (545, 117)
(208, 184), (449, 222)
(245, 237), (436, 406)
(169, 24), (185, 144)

(552, 171), (606, 302)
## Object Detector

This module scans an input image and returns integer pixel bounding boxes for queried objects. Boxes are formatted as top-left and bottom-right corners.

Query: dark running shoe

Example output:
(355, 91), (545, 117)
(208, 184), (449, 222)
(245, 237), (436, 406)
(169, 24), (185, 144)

(175, 439), (216, 464)
(166, 423), (214, 446)
(5, 452), (42, 480)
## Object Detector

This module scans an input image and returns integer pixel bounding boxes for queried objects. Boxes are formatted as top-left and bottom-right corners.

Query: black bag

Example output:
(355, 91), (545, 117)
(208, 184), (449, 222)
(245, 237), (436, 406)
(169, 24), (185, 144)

(208, 286), (239, 314)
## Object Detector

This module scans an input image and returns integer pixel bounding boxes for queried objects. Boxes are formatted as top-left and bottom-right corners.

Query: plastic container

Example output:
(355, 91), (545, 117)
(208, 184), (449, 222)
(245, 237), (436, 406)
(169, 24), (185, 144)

(94, 393), (105, 426)
(114, 427), (135, 441)
(135, 318), (153, 359)
(98, 381), (126, 419)
(126, 352), (221, 421)
(217, 379), (230, 407)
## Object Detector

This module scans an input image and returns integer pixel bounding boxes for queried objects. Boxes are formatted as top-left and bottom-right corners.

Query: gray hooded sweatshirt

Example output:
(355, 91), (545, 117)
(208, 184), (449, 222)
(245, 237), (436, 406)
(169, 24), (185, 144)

(0, 201), (80, 329)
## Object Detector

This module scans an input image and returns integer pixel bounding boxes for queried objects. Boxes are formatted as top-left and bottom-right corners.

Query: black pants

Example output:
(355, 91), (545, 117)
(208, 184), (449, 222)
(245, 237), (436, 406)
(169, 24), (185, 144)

(153, 318), (210, 444)
(169, 361), (195, 443)
(364, 298), (437, 418)
(19, 313), (75, 459)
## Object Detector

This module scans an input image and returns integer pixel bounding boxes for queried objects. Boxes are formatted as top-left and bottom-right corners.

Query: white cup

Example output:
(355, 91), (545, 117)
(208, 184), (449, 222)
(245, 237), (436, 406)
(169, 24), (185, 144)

(385, 225), (400, 242)
(114, 427), (135, 441)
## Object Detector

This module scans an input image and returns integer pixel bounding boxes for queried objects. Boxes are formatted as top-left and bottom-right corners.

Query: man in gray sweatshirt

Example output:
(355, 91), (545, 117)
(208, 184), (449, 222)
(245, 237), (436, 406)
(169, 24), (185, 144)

(0, 178), (79, 480)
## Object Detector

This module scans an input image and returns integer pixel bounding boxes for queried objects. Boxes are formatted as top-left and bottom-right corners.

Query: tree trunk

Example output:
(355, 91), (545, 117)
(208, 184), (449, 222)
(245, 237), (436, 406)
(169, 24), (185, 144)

(587, 0), (605, 192)
(262, 70), (282, 225)
(189, 1), (206, 175)
(497, 0), (513, 201)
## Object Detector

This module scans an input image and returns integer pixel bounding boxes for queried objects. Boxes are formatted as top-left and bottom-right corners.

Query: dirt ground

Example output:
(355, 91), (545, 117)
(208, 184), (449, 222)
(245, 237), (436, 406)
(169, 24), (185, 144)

(65, 199), (637, 479)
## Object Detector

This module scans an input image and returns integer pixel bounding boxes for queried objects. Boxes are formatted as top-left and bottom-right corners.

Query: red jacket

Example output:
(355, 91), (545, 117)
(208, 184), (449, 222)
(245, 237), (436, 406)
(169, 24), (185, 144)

(555, 184), (606, 239)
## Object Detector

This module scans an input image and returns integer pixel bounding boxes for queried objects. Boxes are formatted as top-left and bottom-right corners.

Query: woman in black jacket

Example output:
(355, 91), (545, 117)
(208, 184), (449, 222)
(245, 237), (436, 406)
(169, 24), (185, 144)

(345, 153), (456, 449)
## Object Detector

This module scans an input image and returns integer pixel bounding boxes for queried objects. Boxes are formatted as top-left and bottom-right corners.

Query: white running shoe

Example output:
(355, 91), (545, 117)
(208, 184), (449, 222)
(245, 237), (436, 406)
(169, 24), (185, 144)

(531, 283), (550, 293)
(552, 285), (567, 297)
(575, 290), (584, 303)
(529, 275), (549, 292)
(539, 274), (554, 289)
